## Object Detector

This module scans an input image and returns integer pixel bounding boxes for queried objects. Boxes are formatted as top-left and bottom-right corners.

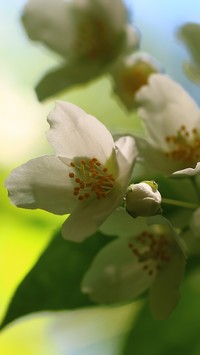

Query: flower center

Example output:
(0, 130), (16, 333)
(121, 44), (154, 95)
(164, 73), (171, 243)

(121, 61), (156, 96)
(73, 16), (111, 60)
(165, 125), (200, 166)
(129, 231), (171, 276)
(68, 158), (115, 201)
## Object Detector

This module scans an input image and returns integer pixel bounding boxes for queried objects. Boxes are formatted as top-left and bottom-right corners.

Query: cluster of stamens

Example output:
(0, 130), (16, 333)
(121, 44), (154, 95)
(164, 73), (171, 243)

(68, 158), (115, 201)
(129, 231), (171, 276)
(165, 125), (200, 165)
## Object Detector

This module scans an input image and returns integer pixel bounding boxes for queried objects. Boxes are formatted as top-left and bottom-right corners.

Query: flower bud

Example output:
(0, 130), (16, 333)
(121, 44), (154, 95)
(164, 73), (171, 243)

(125, 181), (162, 218)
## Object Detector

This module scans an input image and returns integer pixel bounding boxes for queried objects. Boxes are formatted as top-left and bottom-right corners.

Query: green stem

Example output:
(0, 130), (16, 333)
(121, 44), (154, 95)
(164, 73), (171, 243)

(162, 198), (198, 209)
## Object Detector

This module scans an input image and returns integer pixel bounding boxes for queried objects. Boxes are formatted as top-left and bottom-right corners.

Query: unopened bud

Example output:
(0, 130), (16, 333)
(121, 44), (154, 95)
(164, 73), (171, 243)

(125, 181), (162, 218)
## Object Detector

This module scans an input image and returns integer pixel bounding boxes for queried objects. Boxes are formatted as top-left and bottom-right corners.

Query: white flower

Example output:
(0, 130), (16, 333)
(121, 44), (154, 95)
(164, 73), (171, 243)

(177, 23), (200, 84)
(22, 0), (128, 60)
(22, 0), (139, 100)
(135, 73), (200, 174)
(109, 52), (162, 111)
(82, 213), (186, 320)
(125, 180), (162, 217)
(5, 101), (136, 242)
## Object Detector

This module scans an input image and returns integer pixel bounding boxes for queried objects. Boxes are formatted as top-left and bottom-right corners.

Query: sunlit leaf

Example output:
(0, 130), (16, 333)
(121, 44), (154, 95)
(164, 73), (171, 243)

(1, 230), (113, 330)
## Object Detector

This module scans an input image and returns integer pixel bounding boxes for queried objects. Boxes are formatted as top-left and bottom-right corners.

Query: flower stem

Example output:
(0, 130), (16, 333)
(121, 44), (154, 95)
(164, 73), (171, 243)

(162, 198), (198, 209)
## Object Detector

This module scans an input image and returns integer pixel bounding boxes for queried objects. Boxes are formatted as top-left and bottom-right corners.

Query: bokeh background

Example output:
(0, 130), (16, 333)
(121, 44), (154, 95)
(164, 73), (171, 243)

(1, 0), (200, 354)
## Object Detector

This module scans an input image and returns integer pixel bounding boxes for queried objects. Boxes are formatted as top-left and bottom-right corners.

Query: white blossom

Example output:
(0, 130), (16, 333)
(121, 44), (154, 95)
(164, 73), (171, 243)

(21, 0), (139, 99)
(82, 213), (186, 320)
(5, 101), (136, 242)
(135, 74), (200, 174)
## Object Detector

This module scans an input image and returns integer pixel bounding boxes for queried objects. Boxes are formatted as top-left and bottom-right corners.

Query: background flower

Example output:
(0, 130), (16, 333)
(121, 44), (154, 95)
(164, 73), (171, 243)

(82, 214), (186, 320)
(22, 0), (139, 100)
(135, 73), (200, 174)
(109, 52), (162, 111)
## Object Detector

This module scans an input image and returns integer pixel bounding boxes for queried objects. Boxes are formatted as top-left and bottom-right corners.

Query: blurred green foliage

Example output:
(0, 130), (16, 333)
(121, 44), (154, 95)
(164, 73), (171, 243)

(123, 269), (200, 355)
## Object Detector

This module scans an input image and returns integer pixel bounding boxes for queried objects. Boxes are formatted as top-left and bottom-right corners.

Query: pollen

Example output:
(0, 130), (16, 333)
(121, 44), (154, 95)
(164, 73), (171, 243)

(165, 125), (200, 166)
(68, 157), (115, 201)
(129, 231), (171, 276)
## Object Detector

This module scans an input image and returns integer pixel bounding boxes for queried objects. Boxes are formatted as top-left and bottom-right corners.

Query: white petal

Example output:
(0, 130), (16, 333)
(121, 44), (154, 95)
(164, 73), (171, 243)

(171, 162), (200, 178)
(81, 237), (153, 303)
(110, 51), (162, 111)
(122, 24), (140, 53)
(61, 188), (124, 242)
(149, 248), (185, 320)
(115, 135), (137, 186)
(47, 101), (115, 165)
(147, 215), (188, 258)
(134, 136), (184, 174)
(135, 74), (200, 148)
(5, 155), (77, 215)
(22, 0), (71, 57)
(115, 135), (137, 162)
(61, 134), (137, 242)
(100, 208), (147, 238)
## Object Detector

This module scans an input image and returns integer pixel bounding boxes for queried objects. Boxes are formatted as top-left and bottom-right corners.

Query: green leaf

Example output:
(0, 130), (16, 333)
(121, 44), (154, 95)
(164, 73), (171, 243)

(1, 230), (113, 330)
(122, 268), (200, 355)
(36, 62), (104, 101)
(177, 23), (200, 67)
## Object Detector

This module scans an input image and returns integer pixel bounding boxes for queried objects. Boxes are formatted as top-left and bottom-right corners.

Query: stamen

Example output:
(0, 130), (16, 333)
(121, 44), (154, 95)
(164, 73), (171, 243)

(68, 157), (115, 201)
(165, 126), (200, 166)
(129, 231), (171, 276)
